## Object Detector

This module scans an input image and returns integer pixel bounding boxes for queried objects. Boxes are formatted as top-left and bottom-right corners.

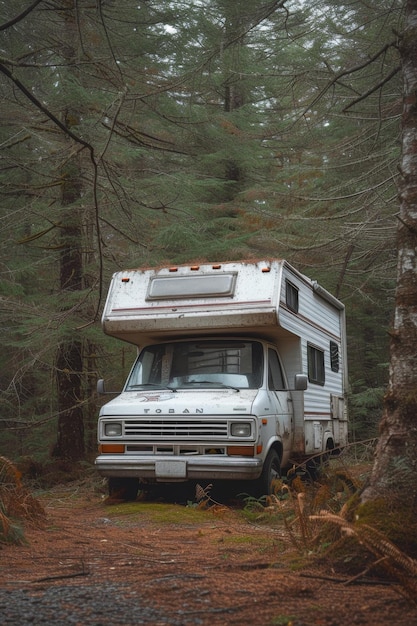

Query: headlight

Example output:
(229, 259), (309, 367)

(231, 422), (251, 437)
(104, 423), (122, 437)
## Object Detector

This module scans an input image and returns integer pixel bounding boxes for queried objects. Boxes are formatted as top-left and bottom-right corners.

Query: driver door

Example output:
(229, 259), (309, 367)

(268, 348), (294, 457)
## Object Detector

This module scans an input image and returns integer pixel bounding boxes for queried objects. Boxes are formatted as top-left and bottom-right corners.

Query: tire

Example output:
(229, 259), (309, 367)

(306, 448), (331, 481)
(253, 448), (281, 498)
(108, 477), (139, 501)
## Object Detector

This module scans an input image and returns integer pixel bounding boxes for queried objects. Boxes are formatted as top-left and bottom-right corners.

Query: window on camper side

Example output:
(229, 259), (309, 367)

(307, 344), (325, 385)
(285, 280), (299, 313)
(330, 341), (339, 373)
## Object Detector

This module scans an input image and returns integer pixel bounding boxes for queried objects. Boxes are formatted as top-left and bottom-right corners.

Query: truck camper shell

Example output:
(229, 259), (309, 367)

(103, 259), (344, 346)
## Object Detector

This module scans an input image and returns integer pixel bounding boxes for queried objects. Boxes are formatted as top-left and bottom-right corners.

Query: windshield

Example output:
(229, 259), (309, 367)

(125, 340), (263, 390)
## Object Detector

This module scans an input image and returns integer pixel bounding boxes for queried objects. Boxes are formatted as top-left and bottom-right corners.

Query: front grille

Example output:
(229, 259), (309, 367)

(124, 418), (228, 439)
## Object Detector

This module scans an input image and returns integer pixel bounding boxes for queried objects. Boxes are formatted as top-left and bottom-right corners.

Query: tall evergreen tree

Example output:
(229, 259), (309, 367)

(53, 3), (85, 460)
(0, 1), (185, 458)
(360, 0), (417, 543)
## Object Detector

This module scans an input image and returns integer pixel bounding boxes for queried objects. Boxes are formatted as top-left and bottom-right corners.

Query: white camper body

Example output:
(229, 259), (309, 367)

(95, 260), (348, 498)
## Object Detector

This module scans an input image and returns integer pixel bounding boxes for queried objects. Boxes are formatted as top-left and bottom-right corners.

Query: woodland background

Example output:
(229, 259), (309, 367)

(0, 1), (403, 464)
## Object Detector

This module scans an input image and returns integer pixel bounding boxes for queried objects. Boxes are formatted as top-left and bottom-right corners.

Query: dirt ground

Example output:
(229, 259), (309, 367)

(1, 481), (417, 626)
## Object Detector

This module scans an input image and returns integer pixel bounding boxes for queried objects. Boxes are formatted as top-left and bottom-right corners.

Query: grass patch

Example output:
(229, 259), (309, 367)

(104, 500), (213, 525)
(271, 616), (297, 626)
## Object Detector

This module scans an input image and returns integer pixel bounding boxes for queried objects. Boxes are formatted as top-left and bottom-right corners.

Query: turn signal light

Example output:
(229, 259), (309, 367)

(227, 446), (255, 457)
(99, 444), (125, 454)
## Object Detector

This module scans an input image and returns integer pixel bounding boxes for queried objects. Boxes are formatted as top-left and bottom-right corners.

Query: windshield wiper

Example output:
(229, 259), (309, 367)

(127, 383), (177, 392)
(178, 380), (240, 392)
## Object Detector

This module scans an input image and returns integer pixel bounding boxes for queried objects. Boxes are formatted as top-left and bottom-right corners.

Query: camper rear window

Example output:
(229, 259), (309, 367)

(307, 344), (325, 386)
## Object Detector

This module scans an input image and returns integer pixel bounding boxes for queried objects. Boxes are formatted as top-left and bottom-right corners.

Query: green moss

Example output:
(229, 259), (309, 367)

(104, 501), (211, 525)
(355, 498), (417, 557)
(271, 615), (298, 625)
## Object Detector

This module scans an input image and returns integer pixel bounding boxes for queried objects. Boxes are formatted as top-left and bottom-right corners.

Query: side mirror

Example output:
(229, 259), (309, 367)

(294, 374), (308, 391)
(97, 379), (120, 395)
(97, 379), (106, 395)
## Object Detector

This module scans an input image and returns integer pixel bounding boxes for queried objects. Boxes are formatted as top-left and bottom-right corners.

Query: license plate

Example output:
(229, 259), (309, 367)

(155, 460), (187, 478)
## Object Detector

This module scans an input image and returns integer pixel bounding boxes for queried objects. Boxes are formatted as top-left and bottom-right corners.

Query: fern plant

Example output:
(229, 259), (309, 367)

(0, 456), (45, 544)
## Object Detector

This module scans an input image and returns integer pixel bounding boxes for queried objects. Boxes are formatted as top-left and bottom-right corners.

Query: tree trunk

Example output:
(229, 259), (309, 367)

(221, 1), (246, 200)
(53, 3), (85, 461)
(55, 338), (84, 461)
(53, 152), (85, 461)
(360, 0), (417, 509)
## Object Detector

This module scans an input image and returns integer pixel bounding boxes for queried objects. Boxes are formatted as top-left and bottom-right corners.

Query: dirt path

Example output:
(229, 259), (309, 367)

(0, 484), (416, 625)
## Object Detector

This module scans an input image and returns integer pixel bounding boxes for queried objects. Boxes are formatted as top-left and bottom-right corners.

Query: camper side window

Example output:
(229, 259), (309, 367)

(330, 341), (339, 372)
(307, 344), (325, 385)
(268, 349), (286, 390)
(286, 280), (299, 313)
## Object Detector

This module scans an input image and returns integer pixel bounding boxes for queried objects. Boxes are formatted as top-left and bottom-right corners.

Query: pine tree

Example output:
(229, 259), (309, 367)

(360, 0), (417, 528)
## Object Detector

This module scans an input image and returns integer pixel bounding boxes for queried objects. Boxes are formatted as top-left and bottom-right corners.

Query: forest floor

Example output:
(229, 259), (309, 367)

(1, 476), (417, 626)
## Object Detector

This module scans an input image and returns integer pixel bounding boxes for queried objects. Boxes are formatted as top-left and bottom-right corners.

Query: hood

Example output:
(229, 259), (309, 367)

(99, 388), (260, 417)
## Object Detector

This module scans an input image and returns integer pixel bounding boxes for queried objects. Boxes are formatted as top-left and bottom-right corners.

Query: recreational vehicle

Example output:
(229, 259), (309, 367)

(95, 260), (348, 499)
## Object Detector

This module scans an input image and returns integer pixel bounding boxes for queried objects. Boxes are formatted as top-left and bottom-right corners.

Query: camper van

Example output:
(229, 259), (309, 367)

(95, 260), (348, 499)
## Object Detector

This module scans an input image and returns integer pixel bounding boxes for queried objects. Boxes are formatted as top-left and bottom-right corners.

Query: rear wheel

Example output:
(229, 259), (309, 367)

(253, 449), (281, 498)
(108, 477), (139, 501)
(306, 447), (331, 481)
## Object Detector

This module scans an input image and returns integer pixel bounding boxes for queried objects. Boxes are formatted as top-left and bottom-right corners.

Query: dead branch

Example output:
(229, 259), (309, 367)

(33, 571), (90, 583)
(0, 0), (43, 32)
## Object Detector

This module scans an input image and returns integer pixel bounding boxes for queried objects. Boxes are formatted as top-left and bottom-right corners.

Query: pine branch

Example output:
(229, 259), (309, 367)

(343, 66), (401, 112)
(301, 40), (399, 118)
(0, 0), (44, 32)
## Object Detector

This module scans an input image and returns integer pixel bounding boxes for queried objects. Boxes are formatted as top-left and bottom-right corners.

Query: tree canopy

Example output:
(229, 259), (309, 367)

(0, 1), (405, 463)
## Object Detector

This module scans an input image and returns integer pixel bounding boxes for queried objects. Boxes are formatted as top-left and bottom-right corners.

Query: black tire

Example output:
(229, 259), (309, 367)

(306, 449), (330, 481)
(253, 448), (281, 498)
(108, 477), (139, 501)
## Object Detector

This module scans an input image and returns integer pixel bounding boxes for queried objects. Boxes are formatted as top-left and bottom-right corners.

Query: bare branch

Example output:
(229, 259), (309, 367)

(0, 60), (94, 155)
(343, 66), (401, 112)
(0, 60), (105, 323)
(302, 40), (399, 116)
(0, 0), (44, 32)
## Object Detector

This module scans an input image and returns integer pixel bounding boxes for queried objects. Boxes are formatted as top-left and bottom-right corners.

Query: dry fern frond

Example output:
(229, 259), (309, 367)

(334, 469), (361, 494)
(0, 456), (22, 487)
(209, 504), (229, 518)
(195, 483), (213, 503)
(289, 475), (306, 494)
(0, 456), (45, 543)
(194, 483), (227, 511)
(281, 492), (314, 551)
(312, 484), (331, 510)
(310, 511), (417, 602)
(0, 509), (10, 538)
(295, 492), (312, 545)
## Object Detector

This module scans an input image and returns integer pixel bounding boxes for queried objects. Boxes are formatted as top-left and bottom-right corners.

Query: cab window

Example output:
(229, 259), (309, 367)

(268, 349), (286, 390)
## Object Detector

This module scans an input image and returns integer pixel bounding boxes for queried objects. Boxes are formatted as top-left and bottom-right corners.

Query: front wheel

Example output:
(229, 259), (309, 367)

(253, 449), (281, 498)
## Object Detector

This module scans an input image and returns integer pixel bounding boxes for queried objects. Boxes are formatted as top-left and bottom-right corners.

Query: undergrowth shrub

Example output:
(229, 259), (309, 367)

(229, 444), (417, 605)
(0, 456), (45, 545)
(270, 451), (417, 605)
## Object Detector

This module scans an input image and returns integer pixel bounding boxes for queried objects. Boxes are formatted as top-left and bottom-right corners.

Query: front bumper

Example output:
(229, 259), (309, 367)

(95, 454), (263, 481)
